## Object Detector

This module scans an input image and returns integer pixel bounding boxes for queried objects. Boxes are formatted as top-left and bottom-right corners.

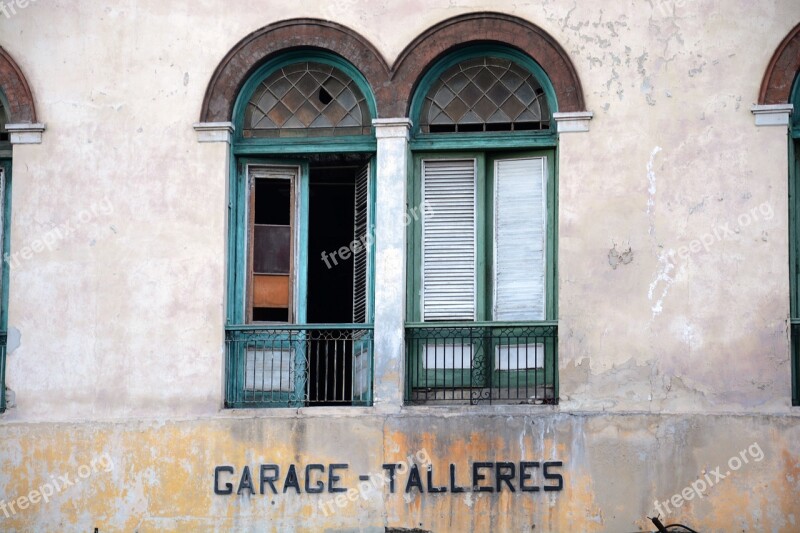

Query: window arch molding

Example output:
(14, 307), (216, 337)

(408, 45), (558, 141)
(231, 49), (378, 149)
(199, 14), (587, 124)
(201, 19), (388, 124)
(391, 12), (584, 118)
(0, 46), (37, 124)
(759, 21), (800, 105)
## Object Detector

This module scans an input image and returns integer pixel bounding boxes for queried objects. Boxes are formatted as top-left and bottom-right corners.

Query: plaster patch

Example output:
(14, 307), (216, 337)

(646, 146), (663, 236)
(648, 249), (676, 318)
(608, 242), (634, 269)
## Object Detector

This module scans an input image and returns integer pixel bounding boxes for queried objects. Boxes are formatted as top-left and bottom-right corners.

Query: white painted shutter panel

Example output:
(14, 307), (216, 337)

(352, 163), (369, 323)
(422, 159), (477, 321)
(494, 157), (546, 321)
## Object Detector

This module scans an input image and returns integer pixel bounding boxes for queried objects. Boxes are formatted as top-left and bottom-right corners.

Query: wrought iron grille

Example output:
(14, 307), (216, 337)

(243, 61), (372, 138)
(405, 322), (557, 405)
(225, 325), (373, 407)
(419, 57), (550, 133)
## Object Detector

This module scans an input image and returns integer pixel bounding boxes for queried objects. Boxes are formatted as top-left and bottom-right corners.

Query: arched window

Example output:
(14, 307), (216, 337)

(0, 98), (8, 143)
(405, 47), (558, 405)
(226, 51), (377, 408)
(790, 75), (800, 406)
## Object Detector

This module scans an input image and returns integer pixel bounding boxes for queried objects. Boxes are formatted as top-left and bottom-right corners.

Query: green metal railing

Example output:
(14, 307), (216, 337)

(792, 320), (800, 406)
(0, 331), (6, 413)
(225, 325), (373, 408)
(405, 322), (558, 405)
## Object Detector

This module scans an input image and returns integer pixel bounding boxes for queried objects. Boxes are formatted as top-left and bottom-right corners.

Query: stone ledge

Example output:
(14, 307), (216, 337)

(751, 104), (793, 126)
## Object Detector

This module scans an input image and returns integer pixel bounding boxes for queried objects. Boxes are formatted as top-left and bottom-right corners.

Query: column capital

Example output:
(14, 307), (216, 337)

(372, 118), (412, 139)
(553, 111), (593, 133)
(6, 123), (46, 144)
(193, 122), (234, 143)
(751, 104), (793, 127)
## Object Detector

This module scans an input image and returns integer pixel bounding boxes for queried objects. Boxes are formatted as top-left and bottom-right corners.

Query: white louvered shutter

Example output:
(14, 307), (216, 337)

(422, 159), (477, 321)
(493, 157), (546, 321)
(352, 163), (369, 323)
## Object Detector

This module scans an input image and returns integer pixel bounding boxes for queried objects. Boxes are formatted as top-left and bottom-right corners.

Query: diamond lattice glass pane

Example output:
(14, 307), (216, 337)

(419, 56), (550, 133)
(443, 98), (468, 122)
(500, 95), (525, 120)
(244, 61), (372, 137)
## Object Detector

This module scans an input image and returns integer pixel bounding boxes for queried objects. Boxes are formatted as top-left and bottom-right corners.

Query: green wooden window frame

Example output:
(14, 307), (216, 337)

(0, 157), (12, 413)
(408, 46), (559, 152)
(406, 150), (557, 388)
(225, 52), (378, 408)
(227, 50), (378, 326)
(790, 74), (800, 406)
(405, 46), (559, 396)
(231, 50), (378, 157)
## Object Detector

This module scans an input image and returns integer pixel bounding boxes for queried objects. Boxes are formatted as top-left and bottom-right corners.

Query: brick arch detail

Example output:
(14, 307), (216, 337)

(759, 22), (800, 105)
(389, 12), (585, 116)
(200, 14), (586, 122)
(200, 19), (390, 123)
(0, 45), (37, 123)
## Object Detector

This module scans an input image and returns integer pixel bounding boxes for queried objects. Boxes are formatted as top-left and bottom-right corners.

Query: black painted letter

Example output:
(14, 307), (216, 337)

(382, 464), (398, 493)
(426, 465), (447, 493)
(283, 464), (301, 494)
(472, 462), (494, 493)
(305, 464), (325, 494)
(260, 464), (279, 495)
(405, 464), (424, 493)
(543, 461), (563, 492)
(450, 464), (465, 493)
(214, 466), (234, 495)
(519, 462), (540, 492)
(495, 462), (516, 492)
(237, 466), (255, 495)
(328, 464), (348, 493)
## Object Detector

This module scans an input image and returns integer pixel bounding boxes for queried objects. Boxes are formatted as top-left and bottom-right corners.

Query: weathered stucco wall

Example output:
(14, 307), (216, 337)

(1, 0), (799, 530)
(0, 412), (797, 532)
(1, 0), (797, 420)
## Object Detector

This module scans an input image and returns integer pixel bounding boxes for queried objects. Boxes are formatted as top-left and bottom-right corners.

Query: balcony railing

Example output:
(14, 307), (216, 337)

(792, 320), (800, 406)
(225, 325), (373, 408)
(0, 331), (5, 413)
(405, 322), (557, 405)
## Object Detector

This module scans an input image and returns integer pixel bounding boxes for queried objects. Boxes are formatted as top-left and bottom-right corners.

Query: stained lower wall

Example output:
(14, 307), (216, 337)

(0, 410), (797, 532)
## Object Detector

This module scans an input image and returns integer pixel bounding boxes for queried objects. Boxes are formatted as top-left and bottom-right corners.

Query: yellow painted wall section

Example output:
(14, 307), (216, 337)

(0, 413), (797, 532)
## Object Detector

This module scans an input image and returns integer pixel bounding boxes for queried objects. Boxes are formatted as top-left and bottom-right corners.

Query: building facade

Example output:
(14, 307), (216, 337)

(0, 1), (799, 531)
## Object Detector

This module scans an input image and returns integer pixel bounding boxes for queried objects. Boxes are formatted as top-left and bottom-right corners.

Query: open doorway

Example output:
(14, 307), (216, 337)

(307, 156), (371, 404)
(244, 154), (372, 406)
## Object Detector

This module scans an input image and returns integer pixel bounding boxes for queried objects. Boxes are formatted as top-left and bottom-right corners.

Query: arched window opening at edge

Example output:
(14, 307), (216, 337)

(419, 56), (551, 134)
(0, 99), (8, 143)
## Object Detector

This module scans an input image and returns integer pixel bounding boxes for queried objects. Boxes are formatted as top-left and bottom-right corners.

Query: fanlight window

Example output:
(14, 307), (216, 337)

(243, 61), (372, 138)
(419, 57), (550, 134)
